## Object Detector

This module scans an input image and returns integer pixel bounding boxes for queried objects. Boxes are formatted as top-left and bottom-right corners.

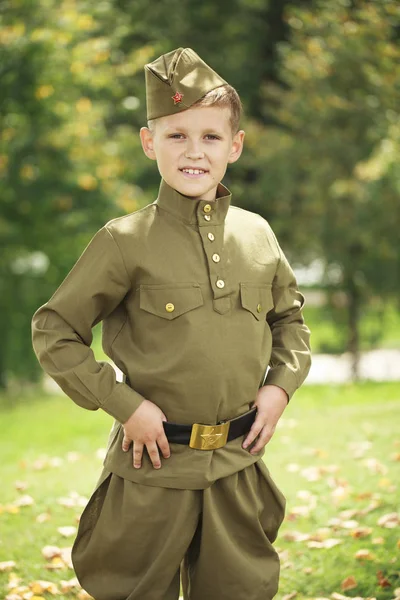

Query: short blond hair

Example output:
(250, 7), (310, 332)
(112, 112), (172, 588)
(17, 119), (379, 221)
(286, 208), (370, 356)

(148, 84), (243, 135)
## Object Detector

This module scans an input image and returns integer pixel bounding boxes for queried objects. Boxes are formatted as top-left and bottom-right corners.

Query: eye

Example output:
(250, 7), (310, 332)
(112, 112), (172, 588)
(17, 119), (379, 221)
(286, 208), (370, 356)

(205, 134), (220, 140)
(168, 134), (184, 139)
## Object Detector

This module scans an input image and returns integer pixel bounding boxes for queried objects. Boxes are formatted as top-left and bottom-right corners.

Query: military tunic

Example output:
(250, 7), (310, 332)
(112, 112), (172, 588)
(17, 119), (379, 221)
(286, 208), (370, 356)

(31, 177), (311, 490)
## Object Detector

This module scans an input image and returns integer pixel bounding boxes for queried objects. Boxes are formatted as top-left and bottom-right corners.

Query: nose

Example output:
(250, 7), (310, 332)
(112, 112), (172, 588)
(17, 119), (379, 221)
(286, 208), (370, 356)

(184, 140), (204, 160)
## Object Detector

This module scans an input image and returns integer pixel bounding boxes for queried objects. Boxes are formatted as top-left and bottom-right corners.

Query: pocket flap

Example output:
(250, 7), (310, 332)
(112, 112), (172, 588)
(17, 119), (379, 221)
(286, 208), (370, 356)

(240, 283), (273, 321)
(140, 284), (204, 320)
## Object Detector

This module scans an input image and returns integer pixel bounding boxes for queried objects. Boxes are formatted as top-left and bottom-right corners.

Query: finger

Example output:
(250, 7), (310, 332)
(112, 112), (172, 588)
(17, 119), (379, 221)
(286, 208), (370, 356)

(146, 441), (161, 469)
(250, 426), (275, 454)
(157, 431), (171, 459)
(122, 435), (132, 452)
(242, 415), (266, 448)
(133, 441), (144, 469)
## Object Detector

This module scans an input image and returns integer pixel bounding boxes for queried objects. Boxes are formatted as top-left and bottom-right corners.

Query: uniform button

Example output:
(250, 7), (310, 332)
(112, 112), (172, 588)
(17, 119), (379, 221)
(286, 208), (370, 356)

(212, 253), (220, 263)
(207, 232), (215, 241)
(203, 204), (212, 213)
(165, 303), (175, 313)
(257, 303), (262, 313)
(216, 279), (225, 289)
(204, 214), (211, 221)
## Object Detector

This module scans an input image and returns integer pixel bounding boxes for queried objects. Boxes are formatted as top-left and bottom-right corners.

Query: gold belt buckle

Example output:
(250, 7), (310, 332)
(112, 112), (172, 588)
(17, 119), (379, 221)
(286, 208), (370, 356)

(189, 420), (231, 450)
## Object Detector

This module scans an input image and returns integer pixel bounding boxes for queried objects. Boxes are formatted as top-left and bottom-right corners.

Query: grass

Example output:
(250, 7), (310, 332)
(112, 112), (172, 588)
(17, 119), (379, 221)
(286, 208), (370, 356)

(0, 382), (399, 599)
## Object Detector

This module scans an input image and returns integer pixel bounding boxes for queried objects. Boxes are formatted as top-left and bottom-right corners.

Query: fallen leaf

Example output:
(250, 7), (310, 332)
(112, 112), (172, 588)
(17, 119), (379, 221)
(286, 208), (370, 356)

(13, 495), (34, 507)
(288, 506), (312, 518)
(360, 500), (381, 515)
(57, 492), (88, 509)
(307, 538), (342, 549)
(309, 528), (332, 541)
(0, 561), (17, 572)
(348, 440), (372, 458)
(44, 556), (65, 570)
(355, 549), (374, 560)
(6, 573), (21, 590)
(341, 575), (358, 591)
(349, 527), (372, 538)
(77, 591), (94, 599)
(57, 526), (77, 537)
(14, 481), (29, 491)
(354, 491), (373, 500)
(377, 513), (399, 528)
(376, 570), (391, 588)
(362, 458), (388, 474)
(36, 513), (51, 523)
(60, 577), (81, 592)
(42, 546), (61, 560)
(282, 530), (310, 542)
(30, 580), (59, 594)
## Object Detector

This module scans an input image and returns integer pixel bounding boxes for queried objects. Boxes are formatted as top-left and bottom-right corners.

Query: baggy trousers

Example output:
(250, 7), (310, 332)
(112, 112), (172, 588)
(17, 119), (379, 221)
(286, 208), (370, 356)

(71, 459), (286, 600)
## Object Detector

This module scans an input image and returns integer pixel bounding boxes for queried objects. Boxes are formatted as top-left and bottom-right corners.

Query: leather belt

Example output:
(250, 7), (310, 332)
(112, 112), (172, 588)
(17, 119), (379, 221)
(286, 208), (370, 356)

(162, 407), (257, 451)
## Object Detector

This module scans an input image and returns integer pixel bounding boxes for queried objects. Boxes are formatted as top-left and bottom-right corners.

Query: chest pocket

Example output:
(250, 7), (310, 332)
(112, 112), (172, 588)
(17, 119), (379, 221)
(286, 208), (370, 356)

(240, 283), (274, 321)
(139, 283), (204, 320)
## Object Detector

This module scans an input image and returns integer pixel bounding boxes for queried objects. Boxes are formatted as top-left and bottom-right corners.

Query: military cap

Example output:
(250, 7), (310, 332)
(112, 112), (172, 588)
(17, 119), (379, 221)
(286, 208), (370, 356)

(144, 47), (228, 120)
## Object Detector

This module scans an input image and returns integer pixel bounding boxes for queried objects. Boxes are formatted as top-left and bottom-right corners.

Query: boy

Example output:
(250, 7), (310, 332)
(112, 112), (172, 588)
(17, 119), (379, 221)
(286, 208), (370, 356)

(31, 47), (311, 600)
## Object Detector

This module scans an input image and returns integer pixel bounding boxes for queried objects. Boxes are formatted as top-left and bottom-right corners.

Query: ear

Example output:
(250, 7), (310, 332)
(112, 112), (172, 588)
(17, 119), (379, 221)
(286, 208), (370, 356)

(227, 130), (245, 164)
(140, 127), (157, 161)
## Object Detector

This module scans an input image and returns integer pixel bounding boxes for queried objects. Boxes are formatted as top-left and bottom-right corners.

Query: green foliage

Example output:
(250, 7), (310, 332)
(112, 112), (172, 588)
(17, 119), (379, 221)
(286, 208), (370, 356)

(1, 0), (399, 388)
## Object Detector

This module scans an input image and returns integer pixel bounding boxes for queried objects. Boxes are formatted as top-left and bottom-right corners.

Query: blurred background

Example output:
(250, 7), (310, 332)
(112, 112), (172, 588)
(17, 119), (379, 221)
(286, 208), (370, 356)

(0, 1), (399, 599)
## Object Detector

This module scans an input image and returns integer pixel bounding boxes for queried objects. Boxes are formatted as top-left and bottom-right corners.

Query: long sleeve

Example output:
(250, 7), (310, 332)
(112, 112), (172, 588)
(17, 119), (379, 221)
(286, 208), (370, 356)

(31, 225), (144, 424)
(263, 229), (312, 402)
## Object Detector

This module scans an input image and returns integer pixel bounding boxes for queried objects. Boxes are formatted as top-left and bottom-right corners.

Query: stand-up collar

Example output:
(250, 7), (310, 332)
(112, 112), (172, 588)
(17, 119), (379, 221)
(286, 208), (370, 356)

(154, 177), (232, 226)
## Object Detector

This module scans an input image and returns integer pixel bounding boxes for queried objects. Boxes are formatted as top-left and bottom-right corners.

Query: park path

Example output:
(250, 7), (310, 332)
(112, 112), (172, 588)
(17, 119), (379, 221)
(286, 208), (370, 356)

(305, 348), (400, 383)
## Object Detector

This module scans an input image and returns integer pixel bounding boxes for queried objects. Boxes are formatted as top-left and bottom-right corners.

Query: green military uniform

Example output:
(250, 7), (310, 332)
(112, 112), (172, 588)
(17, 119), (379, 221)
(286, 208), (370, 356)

(31, 47), (312, 600)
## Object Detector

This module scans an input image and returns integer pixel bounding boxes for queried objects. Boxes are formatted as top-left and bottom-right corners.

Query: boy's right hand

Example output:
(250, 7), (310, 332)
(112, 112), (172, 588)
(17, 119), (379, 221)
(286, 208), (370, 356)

(121, 399), (171, 469)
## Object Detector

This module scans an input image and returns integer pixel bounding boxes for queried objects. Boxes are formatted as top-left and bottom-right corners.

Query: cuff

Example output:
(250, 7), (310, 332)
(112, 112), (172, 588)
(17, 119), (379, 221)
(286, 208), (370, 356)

(101, 382), (145, 423)
(263, 366), (299, 403)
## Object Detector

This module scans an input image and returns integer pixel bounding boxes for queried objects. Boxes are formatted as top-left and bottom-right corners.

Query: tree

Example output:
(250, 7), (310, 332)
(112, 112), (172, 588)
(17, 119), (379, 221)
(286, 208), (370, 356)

(255, 0), (400, 377)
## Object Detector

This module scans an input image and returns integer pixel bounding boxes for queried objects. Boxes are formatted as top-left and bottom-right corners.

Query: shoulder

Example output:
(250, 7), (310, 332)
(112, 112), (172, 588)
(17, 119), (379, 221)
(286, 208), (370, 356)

(229, 204), (277, 235)
(103, 202), (157, 239)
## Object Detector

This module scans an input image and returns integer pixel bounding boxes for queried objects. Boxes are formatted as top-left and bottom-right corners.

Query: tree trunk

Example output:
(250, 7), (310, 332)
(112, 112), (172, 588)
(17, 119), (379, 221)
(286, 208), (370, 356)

(347, 278), (361, 381)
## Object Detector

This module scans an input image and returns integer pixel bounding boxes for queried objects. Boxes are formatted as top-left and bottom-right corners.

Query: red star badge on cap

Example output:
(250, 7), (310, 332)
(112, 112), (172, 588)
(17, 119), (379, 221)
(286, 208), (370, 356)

(172, 91), (184, 104)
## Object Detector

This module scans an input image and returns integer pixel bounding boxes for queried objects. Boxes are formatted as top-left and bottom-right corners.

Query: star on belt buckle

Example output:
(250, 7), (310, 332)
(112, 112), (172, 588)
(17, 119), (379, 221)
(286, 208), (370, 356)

(189, 420), (230, 450)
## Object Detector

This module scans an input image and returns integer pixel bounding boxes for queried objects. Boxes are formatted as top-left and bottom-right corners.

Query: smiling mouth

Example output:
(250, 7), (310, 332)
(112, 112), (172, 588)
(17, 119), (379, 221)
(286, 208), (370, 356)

(179, 168), (209, 176)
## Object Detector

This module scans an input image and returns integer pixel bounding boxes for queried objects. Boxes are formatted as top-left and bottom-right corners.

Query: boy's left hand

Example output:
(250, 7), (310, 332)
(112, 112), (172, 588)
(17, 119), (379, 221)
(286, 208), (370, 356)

(242, 384), (288, 454)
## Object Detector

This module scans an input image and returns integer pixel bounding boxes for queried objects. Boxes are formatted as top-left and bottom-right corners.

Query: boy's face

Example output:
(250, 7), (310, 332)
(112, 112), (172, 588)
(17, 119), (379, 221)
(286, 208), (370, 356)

(140, 105), (245, 202)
